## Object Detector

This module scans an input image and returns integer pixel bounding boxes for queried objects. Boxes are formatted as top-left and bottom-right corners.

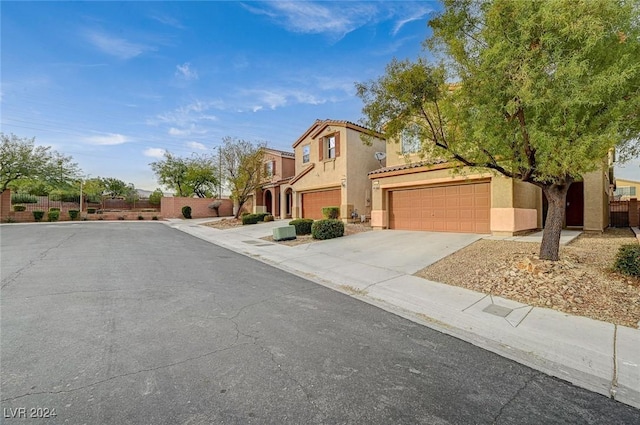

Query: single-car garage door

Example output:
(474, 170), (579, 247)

(389, 182), (490, 233)
(302, 189), (341, 220)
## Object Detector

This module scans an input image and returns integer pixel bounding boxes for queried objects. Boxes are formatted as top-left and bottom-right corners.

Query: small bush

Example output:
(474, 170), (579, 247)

(68, 210), (79, 220)
(49, 207), (60, 212)
(182, 205), (192, 219)
(33, 210), (45, 221)
(47, 210), (60, 222)
(322, 206), (340, 220)
(152, 216), (158, 220)
(264, 214), (274, 222)
(138, 215), (144, 220)
(87, 208), (97, 214)
(11, 193), (38, 204)
(242, 213), (260, 225)
(311, 219), (344, 240)
(289, 218), (314, 235)
(98, 216), (104, 220)
(241, 211), (250, 217)
(614, 244), (640, 277)
(4, 217), (16, 223)
(255, 212), (269, 222)
(13, 205), (26, 212)
(118, 216), (125, 220)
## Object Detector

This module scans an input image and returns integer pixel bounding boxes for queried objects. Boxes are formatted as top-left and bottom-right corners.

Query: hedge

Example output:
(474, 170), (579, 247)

(33, 210), (45, 221)
(242, 213), (261, 225)
(311, 219), (344, 240)
(289, 218), (314, 235)
(322, 206), (340, 219)
(11, 193), (38, 204)
(182, 205), (192, 219)
(13, 205), (26, 212)
(47, 210), (60, 222)
(68, 210), (79, 220)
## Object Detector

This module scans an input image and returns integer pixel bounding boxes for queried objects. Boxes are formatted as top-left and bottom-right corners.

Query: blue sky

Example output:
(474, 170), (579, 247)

(2, 1), (637, 190)
(2, 1), (438, 190)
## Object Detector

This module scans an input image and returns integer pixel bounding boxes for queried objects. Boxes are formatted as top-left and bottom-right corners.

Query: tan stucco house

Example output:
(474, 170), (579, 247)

(368, 137), (612, 235)
(252, 148), (296, 218)
(614, 178), (640, 200)
(286, 119), (386, 220)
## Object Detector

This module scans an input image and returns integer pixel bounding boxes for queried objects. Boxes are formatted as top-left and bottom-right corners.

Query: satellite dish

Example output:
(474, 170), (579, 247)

(374, 152), (386, 161)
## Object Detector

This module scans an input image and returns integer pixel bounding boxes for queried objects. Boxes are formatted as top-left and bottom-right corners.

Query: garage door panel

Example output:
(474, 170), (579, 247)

(302, 189), (341, 220)
(389, 182), (490, 234)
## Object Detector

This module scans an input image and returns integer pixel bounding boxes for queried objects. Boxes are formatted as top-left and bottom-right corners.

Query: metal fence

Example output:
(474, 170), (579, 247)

(14, 196), (158, 212)
(609, 200), (629, 227)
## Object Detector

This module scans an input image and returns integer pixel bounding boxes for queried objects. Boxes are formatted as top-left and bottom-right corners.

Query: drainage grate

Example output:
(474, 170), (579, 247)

(482, 304), (513, 317)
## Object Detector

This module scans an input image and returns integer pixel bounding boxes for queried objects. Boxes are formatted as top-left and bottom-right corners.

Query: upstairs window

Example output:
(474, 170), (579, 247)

(327, 135), (336, 159)
(401, 125), (421, 154)
(302, 145), (310, 163)
(319, 133), (340, 161)
(265, 161), (274, 177)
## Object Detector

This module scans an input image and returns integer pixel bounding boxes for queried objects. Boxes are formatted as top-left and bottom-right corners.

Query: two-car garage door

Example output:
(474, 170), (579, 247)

(389, 182), (490, 234)
(301, 189), (341, 220)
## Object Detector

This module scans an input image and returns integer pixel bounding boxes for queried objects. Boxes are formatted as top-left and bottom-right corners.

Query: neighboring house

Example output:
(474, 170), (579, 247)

(285, 119), (386, 220)
(368, 138), (613, 235)
(613, 178), (640, 200)
(252, 148), (296, 218)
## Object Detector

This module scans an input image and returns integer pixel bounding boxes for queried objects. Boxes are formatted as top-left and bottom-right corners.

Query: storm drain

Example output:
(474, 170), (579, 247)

(482, 304), (513, 317)
(242, 240), (261, 244)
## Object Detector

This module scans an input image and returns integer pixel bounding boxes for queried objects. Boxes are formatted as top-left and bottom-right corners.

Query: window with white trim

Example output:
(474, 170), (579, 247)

(302, 145), (310, 163)
(326, 135), (336, 159)
(401, 125), (421, 154)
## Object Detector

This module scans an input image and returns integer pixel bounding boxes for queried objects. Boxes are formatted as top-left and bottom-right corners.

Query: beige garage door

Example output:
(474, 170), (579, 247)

(389, 182), (490, 233)
(302, 189), (341, 220)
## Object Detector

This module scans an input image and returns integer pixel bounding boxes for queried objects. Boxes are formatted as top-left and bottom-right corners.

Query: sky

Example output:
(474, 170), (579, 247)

(1, 1), (638, 190)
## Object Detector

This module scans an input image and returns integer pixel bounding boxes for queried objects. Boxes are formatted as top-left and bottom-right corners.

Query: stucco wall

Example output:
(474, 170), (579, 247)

(583, 169), (608, 231)
(161, 197), (233, 218)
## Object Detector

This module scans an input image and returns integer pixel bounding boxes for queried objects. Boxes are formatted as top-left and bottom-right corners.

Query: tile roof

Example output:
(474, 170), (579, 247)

(368, 159), (449, 176)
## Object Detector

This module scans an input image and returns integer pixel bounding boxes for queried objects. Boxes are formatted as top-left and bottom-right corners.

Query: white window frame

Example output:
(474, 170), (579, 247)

(401, 125), (421, 155)
(265, 161), (274, 177)
(326, 135), (336, 159)
(302, 145), (310, 163)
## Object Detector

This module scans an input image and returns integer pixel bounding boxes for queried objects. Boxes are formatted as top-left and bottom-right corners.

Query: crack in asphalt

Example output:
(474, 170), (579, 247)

(492, 372), (542, 424)
(0, 342), (249, 403)
(1, 233), (76, 290)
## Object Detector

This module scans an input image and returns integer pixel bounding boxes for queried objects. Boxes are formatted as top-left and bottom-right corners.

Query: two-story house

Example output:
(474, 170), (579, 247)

(252, 148), (296, 219)
(368, 134), (612, 235)
(285, 119), (386, 221)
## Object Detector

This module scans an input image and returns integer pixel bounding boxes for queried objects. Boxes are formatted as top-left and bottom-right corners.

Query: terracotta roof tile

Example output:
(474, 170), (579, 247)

(368, 158), (448, 176)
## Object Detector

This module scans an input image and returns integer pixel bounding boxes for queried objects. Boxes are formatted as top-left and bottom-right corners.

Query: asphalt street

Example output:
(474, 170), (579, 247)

(1, 222), (638, 424)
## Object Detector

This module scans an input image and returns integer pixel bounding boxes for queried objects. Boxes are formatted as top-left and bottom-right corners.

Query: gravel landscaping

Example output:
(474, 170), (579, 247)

(416, 228), (640, 328)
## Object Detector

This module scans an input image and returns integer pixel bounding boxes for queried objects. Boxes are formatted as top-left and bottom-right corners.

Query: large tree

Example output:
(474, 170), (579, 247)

(0, 133), (80, 192)
(357, 0), (640, 261)
(150, 152), (218, 198)
(219, 137), (266, 218)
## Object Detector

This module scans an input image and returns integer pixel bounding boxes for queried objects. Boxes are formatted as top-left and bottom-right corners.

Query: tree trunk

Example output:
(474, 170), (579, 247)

(540, 182), (572, 261)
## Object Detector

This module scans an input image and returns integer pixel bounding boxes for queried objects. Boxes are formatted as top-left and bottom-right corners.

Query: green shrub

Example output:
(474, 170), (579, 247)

(614, 244), (640, 277)
(242, 213), (260, 225)
(255, 212), (269, 222)
(49, 207), (60, 212)
(152, 216), (159, 221)
(322, 206), (340, 220)
(4, 217), (16, 223)
(241, 211), (250, 217)
(182, 205), (192, 219)
(87, 208), (97, 214)
(68, 210), (79, 220)
(138, 215), (144, 220)
(289, 218), (314, 235)
(13, 205), (26, 212)
(311, 219), (344, 240)
(11, 193), (38, 204)
(264, 214), (274, 222)
(47, 210), (60, 222)
(33, 210), (45, 221)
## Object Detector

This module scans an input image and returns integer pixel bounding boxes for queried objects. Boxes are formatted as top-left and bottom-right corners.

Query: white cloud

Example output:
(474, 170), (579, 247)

(239, 88), (325, 111)
(85, 30), (154, 60)
(143, 147), (166, 158)
(187, 141), (207, 151)
(175, 62), (198, 81)
(85, 133), (129, 145)
(244, 1), (433, 40)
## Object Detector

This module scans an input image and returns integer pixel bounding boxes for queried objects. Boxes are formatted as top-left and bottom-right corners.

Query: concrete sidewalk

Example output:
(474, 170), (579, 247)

(166, 218), (640, 409)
